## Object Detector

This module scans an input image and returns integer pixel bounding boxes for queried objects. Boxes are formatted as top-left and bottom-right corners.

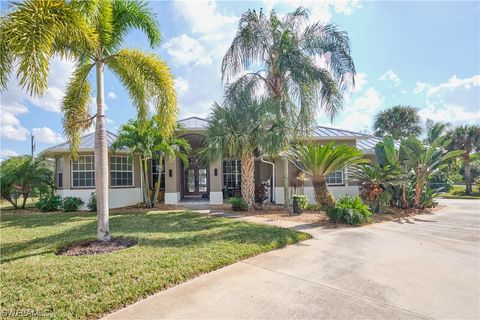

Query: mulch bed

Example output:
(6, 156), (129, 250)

(57, 237), (137, 256)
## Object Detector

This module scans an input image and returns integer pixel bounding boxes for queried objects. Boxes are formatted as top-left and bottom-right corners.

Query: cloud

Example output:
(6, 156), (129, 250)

(413, 82), (430, 94)
(163, 34), (212, 66)
(0, 103), (30, 141)
(378, 70), (401, 87)
(107, 91), (117, 99)
(0, 149), (19, 160)
(426, 74), (480, 97)
(354, 72), (368, 93)
(174, 77), (189, 95)
(32, 127), (65, 144)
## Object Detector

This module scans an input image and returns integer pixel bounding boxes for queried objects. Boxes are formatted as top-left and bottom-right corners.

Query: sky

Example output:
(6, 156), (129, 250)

(1, 0), (479, 160)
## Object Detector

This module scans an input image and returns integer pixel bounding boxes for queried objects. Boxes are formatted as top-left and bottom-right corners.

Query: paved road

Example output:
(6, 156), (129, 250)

(105, 199), (480, 320)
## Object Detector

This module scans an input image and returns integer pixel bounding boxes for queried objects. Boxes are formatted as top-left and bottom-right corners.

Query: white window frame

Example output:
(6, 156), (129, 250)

(71, 155), (95, 188)
(110, 155), (134, 187)
(55, 157), (63, 188)
(223, 159), (242, 190)
(326, 169), (344, 186)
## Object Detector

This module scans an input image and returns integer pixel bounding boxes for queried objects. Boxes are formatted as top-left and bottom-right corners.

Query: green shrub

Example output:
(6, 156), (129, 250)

(292, 194), (308, 209)
(305, 204), (322, 211)
(325, 196), (372, 225)
(419, 187), (440, 208)
(86, 192), (96, 212)
(228, 197), (248, 211)
(36, 194), (62, 212)
(61, 197), (84, 212)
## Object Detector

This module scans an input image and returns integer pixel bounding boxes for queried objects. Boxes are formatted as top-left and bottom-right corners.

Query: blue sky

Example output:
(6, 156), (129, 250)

(1, 0), (479, 159)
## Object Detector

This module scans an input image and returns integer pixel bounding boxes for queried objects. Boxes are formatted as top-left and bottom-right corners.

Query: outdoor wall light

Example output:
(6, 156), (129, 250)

(214, 168), (218, 176)
(169, 169), (172, 177)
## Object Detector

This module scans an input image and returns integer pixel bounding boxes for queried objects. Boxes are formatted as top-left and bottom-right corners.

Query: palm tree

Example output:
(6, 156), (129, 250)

(424, 120), (449, 145)
(447, 125), (480, 195)
(400, 136), (462, 207)
(2, 1), (177, 241)
(201, 88), (285, 208)
(221, 7), (356, 207)
(289, 142), (368, 206)
(373, 106), (422, 139)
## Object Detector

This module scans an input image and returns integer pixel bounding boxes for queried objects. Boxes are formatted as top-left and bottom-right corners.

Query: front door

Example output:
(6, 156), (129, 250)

(184, 157), (209, 196)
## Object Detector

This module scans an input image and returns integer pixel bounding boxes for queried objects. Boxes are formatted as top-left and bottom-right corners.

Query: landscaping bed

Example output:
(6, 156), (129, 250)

(0, 210), (309, 319)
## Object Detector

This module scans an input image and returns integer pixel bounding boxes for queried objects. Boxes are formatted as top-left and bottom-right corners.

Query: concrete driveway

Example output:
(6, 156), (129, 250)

(104, 199), (480, 320)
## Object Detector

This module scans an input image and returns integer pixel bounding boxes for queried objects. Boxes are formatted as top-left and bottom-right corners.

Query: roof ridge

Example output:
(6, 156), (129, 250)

(315, 124), (374, 137)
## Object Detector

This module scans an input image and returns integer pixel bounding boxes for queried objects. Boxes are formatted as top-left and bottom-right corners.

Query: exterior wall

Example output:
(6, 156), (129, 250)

(164, 156), (181, 204)
(209, 158), (223, 204)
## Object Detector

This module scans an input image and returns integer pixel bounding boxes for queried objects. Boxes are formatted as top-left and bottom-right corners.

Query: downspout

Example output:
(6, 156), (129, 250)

(260, 157), (275, 203)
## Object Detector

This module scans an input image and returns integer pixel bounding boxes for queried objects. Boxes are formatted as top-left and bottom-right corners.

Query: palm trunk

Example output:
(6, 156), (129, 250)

(143, 158), (151, 207)
(139, 157), (149, 206)
(400, 184), (408, 208)
(95, 62), (110, 242)
(464, 151), (472, 196)
(153, 156), (163, 207)
(312, 176), (334, 206)
(21, 194), (28, 209)
(241, 153), (255, 209)
(283, 157), (290, 208)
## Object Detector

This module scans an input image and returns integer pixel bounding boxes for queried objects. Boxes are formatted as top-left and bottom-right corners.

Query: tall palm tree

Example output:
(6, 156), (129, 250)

(289, 142), (368, 206)
(201, 88), (285, 208)
(447, 125), (480, 195)
(221, 7), (356, 207)
(373, 106), (422, 139)
(424, 120), (449, 145)
(400, 136), (462, 207)
(2, 0), (177, 241)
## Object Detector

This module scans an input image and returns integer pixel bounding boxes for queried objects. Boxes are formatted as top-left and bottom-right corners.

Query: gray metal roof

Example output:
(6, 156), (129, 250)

(312, 126), (371, 139)
(356, 137), (400, 153)
(177, 116), (209, 129)
(39, 131), (119, 156)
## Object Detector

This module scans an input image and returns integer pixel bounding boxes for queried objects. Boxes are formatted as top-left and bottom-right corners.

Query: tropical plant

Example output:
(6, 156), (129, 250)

(201, 88), (285, 208)
(399, 136), (463, 208)
(61, 196), (84, 212)
(325, 195), (372, 225)
(373, 106), (422, 139)
(0, 156), (53, 209)
(87, 192), (97, 212)
(289, 142), (369, 206)
(36, 194), (62, 212)
(2, 0), (177, 241)
(446, 125), (480, 195)
(228, 197), (248, 211)
(292, 194), (308, 209)
(254, 183), (269, 204)
(419, 187), (441, 209)
(424, 120), (449, 145)
(222, 7), (356, 207)
(351, 164), (402, 212)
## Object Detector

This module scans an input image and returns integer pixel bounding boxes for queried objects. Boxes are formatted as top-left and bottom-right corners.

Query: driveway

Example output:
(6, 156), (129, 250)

(104, 199), (480, 320)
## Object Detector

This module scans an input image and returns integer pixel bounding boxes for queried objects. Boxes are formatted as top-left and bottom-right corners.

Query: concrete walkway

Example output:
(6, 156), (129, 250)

(104, 199), (480, 320)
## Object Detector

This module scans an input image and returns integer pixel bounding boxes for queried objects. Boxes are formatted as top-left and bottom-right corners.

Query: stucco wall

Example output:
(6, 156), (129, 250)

(56, 188), (142, 209)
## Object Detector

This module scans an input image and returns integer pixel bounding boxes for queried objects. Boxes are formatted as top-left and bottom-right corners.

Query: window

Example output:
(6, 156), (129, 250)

(55, 157), (63, 188)
(326, 169), (344, 185)
(72, 156), (95, 187)
(151, 158), (165, 190)
(110, 156), (133, 187)
(223, 159), (241, 197)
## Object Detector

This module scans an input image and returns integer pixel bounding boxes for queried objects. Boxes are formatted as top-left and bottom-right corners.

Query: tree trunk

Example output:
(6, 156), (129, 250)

(400, 185), (408, 208)
(21, 193), (28, 209)
(312, 176), (334, 206)
(143, 158), (151, 207)
(283, 157), (290, 208)
(153, 156), (163, 207)
(464, 150), (472, 195)
(241, 153), (255, 209)
(413, 176), (423, 208)
(95, 62), (110, 242)
(139, 157), (149, 206)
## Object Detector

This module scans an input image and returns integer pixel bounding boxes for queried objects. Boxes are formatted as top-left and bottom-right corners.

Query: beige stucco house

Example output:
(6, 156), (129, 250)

(39, 117), (379, 209)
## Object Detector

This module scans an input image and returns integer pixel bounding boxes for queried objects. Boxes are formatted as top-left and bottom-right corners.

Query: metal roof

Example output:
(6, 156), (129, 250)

(177, 116), (209, 129)
(312, 126), (371, 139)
(39, 131), (120, 156)
(356, 137), (400, 154)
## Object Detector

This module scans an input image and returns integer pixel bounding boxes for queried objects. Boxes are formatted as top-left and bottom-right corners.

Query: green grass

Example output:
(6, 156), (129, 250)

(440, 185), (480, 199)
(0, 210), (310, 319)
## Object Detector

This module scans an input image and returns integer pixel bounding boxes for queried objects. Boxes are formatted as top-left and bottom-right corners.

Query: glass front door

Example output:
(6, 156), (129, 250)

(184, 158), (209, 196)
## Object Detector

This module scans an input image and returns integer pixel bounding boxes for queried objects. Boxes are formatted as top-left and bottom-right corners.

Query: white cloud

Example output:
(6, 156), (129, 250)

(418, 104), (479, 123)
(32, 127), (65, 144)
(426, 74), (480, 97)
(163, 34), (212, 66)
(378, 70), (401, 87)
(0, 103), (30, 141)
(107, 91), (117, 99)
(0, 149), (19, 160)
(354, 72), (368, 93)
(413, 81), (430, 94)
(174, 77), (189, 95)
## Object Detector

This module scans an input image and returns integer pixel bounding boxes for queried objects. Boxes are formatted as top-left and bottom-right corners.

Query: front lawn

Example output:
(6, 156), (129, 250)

(0, 210), (310, 319)
(440, 185), (480, 199)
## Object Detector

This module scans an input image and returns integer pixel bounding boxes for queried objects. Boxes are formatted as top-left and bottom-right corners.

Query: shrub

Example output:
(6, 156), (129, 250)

(476, 178), (480, 193)
(305, 204), (322, 211)
(86, 192), (96, 212)
(292, 194), (308, 209)
(419, 187), (440, 209)
(325, 196), (372, 225)
(254, 183), (269, 204)
(36, 194), (62, 212)
(228, 197), (248, 211)
(61, 196), (84, 212)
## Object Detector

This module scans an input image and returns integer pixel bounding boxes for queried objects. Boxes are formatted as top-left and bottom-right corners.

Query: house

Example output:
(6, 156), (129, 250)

(39, 117), (378, 209)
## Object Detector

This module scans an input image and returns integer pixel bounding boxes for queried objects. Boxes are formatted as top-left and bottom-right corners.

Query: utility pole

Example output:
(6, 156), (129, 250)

(31, 134), (35, 160)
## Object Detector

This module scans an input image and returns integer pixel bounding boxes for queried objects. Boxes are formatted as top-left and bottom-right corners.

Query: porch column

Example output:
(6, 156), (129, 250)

(209, 158), (223, 204)
(164, 156), (180, 204)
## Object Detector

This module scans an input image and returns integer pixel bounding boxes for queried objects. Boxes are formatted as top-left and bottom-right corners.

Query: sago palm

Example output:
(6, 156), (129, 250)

(2, 0), (177, 241)
(373, 105), (422, 139)
(289, 142), (368, 206)
(222, 7), (356, 207)
(400, 136), (462, 208)
(201, 88), (285, 208)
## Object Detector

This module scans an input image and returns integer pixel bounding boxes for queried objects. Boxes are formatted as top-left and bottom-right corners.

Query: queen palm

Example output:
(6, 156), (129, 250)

(373, 105), (422, 139)
(2, 0), (177, 241)
(447, 125), (480, 195)
(289, 143), (368, 206)
(222, 7), (356, 207)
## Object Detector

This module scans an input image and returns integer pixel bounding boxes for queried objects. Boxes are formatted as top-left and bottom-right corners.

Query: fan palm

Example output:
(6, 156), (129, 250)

(424, 120), (450, 145)
(2, 0), (177, 241)
(222, 7), (356, 207)
(289, 142), (368, 206)
(446, 125), (480, 195)
(400, 136), (462, 208)
(201, 88), (286, 208)
(373, 106), (422, 139)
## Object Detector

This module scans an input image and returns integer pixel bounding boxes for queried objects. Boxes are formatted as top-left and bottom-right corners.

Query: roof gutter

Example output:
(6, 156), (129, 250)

(259, 157), (275, 203)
